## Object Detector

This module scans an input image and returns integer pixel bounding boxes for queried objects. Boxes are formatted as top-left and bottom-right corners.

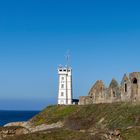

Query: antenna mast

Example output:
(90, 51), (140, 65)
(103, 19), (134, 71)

(65, 50), (70, 68)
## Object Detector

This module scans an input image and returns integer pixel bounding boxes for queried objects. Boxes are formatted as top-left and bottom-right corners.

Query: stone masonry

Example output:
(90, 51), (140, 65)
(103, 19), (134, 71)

(79, 72), (140, 105)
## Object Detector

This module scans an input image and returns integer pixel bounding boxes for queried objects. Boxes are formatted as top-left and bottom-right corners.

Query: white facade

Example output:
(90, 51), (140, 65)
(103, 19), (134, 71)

(58, 67), (73, 105)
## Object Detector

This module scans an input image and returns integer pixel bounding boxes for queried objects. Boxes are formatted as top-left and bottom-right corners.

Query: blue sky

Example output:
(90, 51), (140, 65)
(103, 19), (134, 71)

(0, 0), (140, 110)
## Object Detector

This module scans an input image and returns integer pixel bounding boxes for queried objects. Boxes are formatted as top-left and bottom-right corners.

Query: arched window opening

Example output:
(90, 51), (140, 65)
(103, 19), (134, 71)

(113, 91), (116, 97)
(125, 83), (127, 92)
(133, 78), (137, 84)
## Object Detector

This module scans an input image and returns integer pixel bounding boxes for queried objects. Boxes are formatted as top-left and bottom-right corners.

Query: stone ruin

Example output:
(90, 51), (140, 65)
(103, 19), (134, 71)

(79, 72), (140, 105)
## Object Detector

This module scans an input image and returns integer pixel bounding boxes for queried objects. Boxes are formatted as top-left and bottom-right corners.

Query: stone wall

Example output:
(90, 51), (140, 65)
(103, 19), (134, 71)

(79, 72), (140, 105)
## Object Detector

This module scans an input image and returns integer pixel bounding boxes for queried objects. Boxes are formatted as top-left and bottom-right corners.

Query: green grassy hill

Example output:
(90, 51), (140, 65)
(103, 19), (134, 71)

(30, 103), (140, 130)
(4, 103), (140, 140)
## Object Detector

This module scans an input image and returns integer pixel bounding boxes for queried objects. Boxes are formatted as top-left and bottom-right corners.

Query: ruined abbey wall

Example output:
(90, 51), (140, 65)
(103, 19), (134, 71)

(79, 72), (140, 105)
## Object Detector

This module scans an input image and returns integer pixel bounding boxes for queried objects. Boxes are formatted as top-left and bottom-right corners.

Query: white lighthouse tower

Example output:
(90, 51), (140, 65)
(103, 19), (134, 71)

(57, 52), (73, 105)
(58, 66), (73, 105)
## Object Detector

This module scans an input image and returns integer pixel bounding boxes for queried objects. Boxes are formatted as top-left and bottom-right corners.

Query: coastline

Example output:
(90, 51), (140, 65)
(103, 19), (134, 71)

(0, 110), (39, 126)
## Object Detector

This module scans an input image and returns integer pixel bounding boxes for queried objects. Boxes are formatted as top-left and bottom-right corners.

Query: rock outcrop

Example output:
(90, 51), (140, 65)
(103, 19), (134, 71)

(1, 121), (63, 139)
(0, 126), (29, 139)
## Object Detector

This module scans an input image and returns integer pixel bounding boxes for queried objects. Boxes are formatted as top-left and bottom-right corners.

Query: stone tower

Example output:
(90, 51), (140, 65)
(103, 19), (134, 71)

(58, 66), (73, 105)
(129, 72), (140, 102)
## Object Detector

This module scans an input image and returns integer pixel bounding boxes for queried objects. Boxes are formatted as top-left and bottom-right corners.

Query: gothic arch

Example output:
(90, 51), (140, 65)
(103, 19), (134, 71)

(131, 77), (138, 101)
(132, 78), (138, 84)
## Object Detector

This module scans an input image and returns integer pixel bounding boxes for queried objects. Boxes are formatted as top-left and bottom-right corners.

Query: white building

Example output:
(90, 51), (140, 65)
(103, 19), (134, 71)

(58, 66), (73, 105)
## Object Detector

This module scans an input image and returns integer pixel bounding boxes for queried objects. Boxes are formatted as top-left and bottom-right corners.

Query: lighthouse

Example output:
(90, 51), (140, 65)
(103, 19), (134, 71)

(57, 51), (73, 105)
(58, 66), (73, 105)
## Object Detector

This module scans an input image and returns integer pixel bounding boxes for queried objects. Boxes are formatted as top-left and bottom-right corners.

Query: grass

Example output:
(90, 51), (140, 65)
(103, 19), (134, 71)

(64, 103), (140, 130)
(5, 102), (140, 140)
(3, 129), (97, 140)
(30, 103), (140, 130)
(121, 127), (140, 140)
(30, 105), (79, 125)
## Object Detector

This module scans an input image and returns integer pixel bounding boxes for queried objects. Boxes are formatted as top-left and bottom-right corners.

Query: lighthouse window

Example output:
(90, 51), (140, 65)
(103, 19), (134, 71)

(61, 92), (64, 96)
(62, 77), (64, 80)
(61, 84), (64, 88)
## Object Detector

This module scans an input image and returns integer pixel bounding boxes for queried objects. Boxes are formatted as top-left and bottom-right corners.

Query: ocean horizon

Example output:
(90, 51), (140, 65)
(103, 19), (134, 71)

(0, 110), (40, 126)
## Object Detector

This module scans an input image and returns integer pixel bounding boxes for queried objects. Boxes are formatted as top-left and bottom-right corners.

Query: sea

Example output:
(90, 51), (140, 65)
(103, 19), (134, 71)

(0, 110), (40, 126)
